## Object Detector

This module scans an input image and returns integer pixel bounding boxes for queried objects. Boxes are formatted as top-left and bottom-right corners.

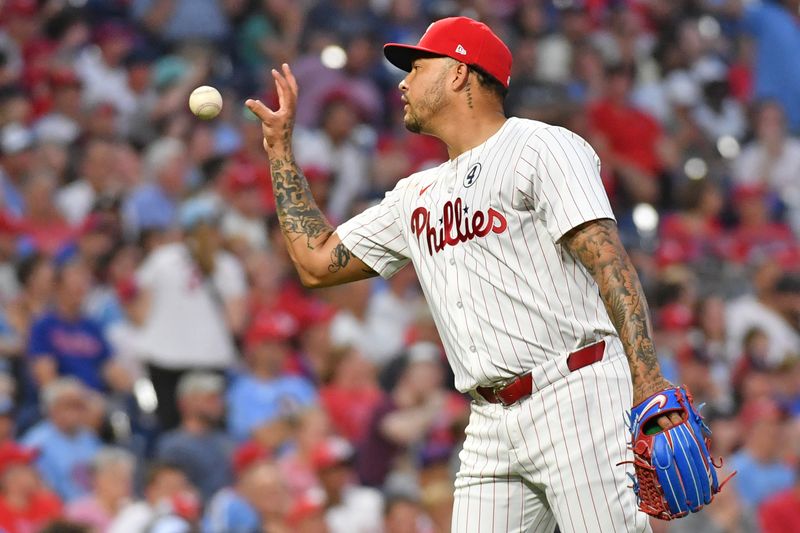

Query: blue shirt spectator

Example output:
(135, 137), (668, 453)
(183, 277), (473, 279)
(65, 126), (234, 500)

(28, 311), (112, 392)
(742, 1), (800, 132)
(227, 311), (317, 442)
(21, 378), (103, 502)
(227, 374), (317, 443)
(122, 183), (177, 235)
(202, 488), (260, 533)
(728, 450), (795, 508)
(156, 372), (235, 503)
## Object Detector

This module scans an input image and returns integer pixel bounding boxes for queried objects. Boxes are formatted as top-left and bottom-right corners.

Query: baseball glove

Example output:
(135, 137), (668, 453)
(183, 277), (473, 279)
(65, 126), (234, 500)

(625, 386), (732, 520)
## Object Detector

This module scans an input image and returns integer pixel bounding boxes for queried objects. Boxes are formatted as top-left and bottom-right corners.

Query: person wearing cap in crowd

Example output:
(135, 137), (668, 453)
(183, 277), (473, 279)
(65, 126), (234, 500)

(312, 436), (383, 533)
(27, 259), (131, 394)
(33, 67), (83, 149)
(356, 343), (448, 489)
(155, 371), (234, 504)
(202, 441), (275, 533)
(21, 377), (102, 503)
(108, 461), (200, 533)
(0, 441), (62, 533)
(0, 122), (36, 217)
(64, 446), (136, 532)
(219, 161), (271, 252)
(131, 196), (246, 430)
(226, 309), (317, 443)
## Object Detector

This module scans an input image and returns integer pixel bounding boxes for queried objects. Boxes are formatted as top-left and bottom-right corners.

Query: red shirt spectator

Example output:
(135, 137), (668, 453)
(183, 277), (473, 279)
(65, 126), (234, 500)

(0, 442), (63, 533)
(320, 347), (383, 443)
(759, 482), (800, 533)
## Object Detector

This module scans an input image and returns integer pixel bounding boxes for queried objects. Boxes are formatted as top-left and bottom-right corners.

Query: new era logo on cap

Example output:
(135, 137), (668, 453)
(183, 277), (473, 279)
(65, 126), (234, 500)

(383, 16), (513, 89)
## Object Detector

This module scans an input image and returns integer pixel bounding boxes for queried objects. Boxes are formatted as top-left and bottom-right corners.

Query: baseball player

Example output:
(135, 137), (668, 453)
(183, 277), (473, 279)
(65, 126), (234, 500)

(246, 16), (725, 533)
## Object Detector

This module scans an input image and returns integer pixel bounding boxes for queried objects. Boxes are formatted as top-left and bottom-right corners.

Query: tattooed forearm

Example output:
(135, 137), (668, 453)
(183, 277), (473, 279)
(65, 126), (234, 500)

(269, 154), (333, 250)
(562, 219), (667, 401)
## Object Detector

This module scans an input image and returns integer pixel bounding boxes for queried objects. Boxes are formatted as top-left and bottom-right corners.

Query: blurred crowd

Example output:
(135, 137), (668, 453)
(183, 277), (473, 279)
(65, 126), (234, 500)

(0, 0), (799, 532)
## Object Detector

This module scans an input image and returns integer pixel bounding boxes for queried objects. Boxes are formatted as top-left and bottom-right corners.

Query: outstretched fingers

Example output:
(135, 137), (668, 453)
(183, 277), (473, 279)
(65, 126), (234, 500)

(245, 99), (275, 122)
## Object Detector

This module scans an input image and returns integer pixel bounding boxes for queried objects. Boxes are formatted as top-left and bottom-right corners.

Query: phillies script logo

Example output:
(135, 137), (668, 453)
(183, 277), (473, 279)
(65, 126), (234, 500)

(411, 198), (508, 255)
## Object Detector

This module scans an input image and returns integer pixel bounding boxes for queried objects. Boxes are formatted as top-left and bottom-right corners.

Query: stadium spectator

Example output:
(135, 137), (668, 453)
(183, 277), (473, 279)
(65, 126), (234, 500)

(383, 493), (429, 533)
(319, 346), (382, 443)
(227, 309), (316, 443)
(294, 94), (371, 223)
(132, 197), (246, 429)
(65, 447), (136, 531)
(56, 138), (119, 225)
(21, 377), (102, 502)
(156, 372), (234, 503)
(759, 464), (800, 533)
(202, 442), (281, 533)
(357, 344), (448, 488)
(313, 436), (383, 533)
(109, 461), (200, 533)
(0, 441), (62, 533)
(729, 398), (796, 510)
(5, 252), (54, 353)
(122, 137), (188, 234)
(589, 62), (667, 206)
(738, 0), (800, 133)
(18, 171), (75, 255)
(0, 123), (35, 217)
(27, 259), (130, 393)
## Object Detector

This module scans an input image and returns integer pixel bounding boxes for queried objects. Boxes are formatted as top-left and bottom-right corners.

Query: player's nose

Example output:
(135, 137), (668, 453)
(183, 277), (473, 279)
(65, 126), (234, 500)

(398, 77), (409, 92)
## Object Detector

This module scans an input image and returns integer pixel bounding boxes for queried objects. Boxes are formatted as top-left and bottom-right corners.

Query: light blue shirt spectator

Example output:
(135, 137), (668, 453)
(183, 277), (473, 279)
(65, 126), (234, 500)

(728, 449), (795, 508)
(123, 183), (177, 235)
(742, 1), (800, 132)
(22, 420), (102, 502)
(226, 374), (317, 442)
(202, 488), (260, 533)
(131, 0), (230, 43)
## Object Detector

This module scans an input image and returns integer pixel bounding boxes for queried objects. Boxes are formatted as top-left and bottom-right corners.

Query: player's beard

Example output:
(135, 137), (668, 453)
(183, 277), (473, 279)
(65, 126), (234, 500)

(404, 74), (448, 134)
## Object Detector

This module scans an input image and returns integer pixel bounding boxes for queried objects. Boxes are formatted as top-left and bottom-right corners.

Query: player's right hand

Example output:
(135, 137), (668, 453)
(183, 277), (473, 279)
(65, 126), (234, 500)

(245, 63), (298, 155)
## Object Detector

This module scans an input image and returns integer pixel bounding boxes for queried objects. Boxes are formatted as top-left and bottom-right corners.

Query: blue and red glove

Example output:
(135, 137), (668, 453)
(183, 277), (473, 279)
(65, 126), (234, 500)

(627, 386), (732, 520)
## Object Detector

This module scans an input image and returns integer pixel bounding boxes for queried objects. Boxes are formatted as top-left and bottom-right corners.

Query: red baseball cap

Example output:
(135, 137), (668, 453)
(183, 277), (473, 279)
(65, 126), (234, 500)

(384, 17), (513, 89)
(0, 442), (38, 475)
(245, 310), (300, 350)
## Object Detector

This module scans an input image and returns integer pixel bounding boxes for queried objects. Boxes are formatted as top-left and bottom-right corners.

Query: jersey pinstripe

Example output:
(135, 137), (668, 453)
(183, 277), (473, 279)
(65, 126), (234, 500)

(336, 117), (618, 392)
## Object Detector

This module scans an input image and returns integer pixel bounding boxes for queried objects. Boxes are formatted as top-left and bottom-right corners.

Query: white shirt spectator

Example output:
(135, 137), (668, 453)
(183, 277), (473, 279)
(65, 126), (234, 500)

(294, 127), (370, 223)
(725, 294), (800, 365)
(74, 47), (137, 115)
(733, 138), (800, 196)
(135, 242), (246, 369)
(56, 179), (95, 225)
(325, 486), (383, 533)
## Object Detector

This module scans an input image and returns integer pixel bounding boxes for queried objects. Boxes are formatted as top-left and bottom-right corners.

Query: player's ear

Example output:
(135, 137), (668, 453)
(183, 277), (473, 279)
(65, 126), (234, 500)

(450, 62), (470, 91)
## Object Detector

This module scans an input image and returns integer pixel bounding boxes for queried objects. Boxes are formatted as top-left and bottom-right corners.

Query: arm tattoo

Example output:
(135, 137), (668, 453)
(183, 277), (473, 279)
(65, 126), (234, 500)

(269, 151), (332, 250)
(328, 243), (351, 273)
(562, 219), (664, 399)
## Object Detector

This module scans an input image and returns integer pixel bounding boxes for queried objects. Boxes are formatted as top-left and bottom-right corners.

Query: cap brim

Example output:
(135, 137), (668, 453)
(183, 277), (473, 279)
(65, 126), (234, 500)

(383, 43), (445, 72)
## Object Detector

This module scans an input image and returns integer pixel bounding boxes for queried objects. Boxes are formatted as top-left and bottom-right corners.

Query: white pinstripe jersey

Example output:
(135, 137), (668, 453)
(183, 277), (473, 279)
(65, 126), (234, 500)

(337, 118), (618, 392)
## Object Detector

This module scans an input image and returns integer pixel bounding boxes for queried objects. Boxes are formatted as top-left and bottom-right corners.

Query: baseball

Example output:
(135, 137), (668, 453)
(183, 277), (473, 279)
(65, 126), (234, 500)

(189, 86), (223, 120)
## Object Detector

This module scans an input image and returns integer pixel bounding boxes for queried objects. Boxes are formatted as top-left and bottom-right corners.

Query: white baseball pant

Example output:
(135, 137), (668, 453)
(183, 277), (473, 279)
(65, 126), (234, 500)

(452, 339), (652, 533)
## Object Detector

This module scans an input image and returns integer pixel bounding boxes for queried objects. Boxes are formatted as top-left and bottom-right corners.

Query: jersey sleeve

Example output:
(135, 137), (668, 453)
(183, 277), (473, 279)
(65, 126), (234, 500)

(335, 181), (411, 279)
(516, 126), (616, 242)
